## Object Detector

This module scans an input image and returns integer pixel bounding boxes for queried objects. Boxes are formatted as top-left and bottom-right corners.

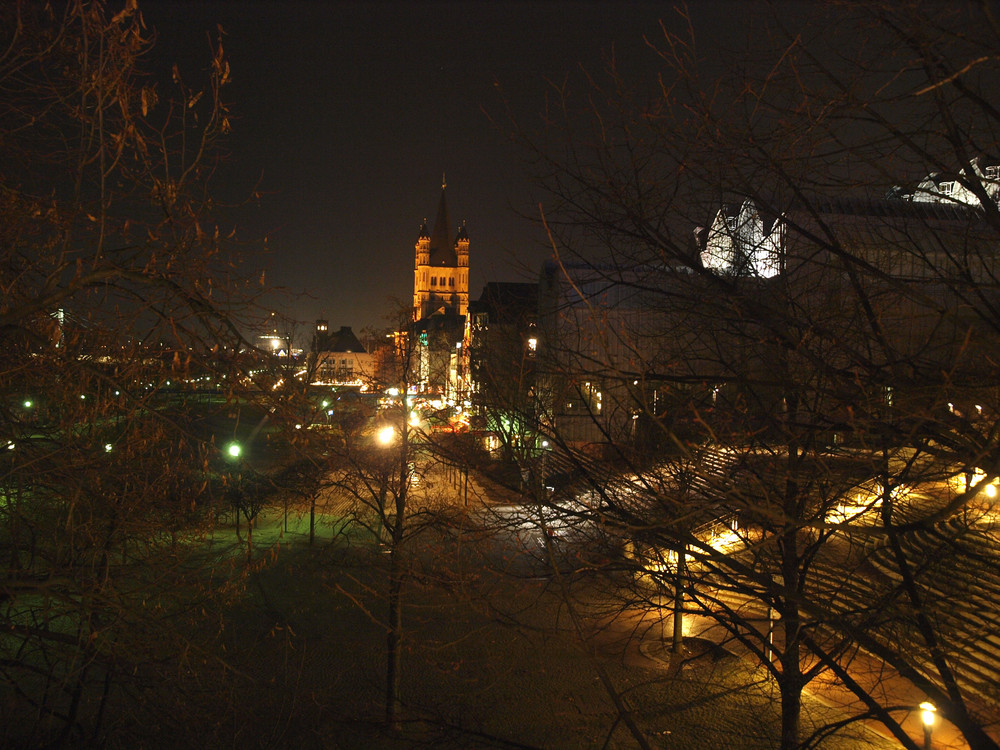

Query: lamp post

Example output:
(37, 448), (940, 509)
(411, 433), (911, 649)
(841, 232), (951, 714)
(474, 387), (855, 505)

(920, 700), (936, 750)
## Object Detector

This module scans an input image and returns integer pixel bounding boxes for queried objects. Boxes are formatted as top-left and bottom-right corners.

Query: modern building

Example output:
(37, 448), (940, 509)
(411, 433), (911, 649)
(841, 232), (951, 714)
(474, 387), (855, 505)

(904, 156), (1000, 208)
(535, 185), (1000, 449)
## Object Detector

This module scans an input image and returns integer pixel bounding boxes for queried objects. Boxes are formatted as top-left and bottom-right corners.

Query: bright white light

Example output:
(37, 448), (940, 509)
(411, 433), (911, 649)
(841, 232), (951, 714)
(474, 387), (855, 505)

(104, 443), (113, 452)
(528, 337), (538, 351)
(920, 701), (936, 727)
(23, 400), (32, 409)
(378, 426), (395, 445)
(227, 443), (242, 458)
(386, 387), (400, 397)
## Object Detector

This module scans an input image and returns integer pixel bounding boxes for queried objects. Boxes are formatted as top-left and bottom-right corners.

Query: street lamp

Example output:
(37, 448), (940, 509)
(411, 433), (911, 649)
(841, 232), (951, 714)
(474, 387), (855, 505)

(920, 700), (936, 750)
(377, 425), (395, 446)
(226, 442), (242, 459)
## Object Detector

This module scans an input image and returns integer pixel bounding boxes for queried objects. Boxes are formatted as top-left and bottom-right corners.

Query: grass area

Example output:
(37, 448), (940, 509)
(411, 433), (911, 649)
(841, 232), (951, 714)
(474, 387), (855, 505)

(80, 501), (899, 750)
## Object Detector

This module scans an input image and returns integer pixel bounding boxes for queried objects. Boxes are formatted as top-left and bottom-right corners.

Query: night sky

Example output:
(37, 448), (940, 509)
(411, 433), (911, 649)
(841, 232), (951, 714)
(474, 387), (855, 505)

(142, 1), (753, 340)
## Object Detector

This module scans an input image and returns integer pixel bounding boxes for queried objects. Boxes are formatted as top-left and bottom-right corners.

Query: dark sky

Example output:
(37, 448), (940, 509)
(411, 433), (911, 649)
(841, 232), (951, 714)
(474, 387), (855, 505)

(142, 1), (753, 340)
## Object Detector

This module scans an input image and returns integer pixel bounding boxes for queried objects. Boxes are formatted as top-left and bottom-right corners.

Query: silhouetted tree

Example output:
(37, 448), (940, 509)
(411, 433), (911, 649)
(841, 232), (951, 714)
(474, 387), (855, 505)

(502, 2), (1000, 748)
(0, 2), (256, 744)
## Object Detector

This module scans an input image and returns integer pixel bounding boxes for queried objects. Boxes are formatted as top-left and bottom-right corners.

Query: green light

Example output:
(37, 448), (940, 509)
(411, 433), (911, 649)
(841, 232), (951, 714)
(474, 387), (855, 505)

(23, 400), (33, 409)
(227, 443), (242, 459)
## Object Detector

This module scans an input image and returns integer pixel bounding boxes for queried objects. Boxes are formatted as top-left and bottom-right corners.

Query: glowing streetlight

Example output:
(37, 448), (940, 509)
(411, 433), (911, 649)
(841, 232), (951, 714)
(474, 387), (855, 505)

(920, 700), (936, 750)
(377, 425), (395, 446)
(226, 442), (242, 459)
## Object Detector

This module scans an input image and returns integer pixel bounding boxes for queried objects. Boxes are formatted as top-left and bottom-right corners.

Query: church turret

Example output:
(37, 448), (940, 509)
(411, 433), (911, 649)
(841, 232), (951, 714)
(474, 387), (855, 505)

(415, 219), (430, 269)
(456, 221), (469, 269)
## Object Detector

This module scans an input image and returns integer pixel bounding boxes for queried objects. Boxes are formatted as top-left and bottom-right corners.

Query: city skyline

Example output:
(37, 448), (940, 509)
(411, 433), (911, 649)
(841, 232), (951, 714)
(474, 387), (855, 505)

(142, 0), (759, 337)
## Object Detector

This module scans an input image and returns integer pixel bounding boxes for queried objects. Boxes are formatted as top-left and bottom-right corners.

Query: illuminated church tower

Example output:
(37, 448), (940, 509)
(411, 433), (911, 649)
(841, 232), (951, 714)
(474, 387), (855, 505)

(411, 177), (470, 397)
(413, 176), (469, 321)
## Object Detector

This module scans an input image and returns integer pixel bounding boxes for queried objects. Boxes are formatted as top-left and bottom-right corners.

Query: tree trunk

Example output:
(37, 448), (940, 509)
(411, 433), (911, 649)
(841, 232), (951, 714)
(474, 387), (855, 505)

(672, 546), (685, 654)
(778, 611), (803, 750)
(385, 545), (403, 729)
(246, 516), (253, 563)
(385, 425), (410, 729)
(309, 493), (316, 545)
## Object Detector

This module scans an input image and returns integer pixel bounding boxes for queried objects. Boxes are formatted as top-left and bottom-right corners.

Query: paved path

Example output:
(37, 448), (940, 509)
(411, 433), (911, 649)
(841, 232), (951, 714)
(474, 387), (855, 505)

(215, 461), (1000, 748)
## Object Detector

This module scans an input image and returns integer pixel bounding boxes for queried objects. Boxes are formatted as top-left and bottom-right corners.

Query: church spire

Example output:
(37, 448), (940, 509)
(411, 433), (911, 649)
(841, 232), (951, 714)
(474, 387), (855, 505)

(428, 179), (457, 267)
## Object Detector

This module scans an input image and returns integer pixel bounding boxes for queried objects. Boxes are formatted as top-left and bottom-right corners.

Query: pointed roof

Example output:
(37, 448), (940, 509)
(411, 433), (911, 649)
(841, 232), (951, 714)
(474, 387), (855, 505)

(326, 325), (366, 353)
(428, 177), (458, 267)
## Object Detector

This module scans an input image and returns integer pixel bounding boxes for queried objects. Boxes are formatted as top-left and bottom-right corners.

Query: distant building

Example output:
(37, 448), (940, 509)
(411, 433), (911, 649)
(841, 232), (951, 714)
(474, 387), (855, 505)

(700, 199), (783, 279)
(310, 321), (374, 387)
(468, 282), (540, 452)
(410, 177), (471, 398)
(413, 177), (470, 321)
(536, 190), (1000, 449)
(537, 261), (703, 447)
(905, 157), (1000, 207)
(257, 311), (294, 357)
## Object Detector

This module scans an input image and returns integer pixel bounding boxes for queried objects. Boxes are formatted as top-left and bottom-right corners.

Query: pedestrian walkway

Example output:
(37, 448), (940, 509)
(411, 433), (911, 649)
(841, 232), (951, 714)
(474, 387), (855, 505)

(412, 460), (523, 510)
(637, 602), (988, 750)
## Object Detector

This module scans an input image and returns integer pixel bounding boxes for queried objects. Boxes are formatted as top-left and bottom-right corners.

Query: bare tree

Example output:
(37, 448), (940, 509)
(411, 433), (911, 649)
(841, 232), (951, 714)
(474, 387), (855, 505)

(0, 2), (259, 744)
(316, 316), (422, 729)
(498, 2), (1000, 748)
